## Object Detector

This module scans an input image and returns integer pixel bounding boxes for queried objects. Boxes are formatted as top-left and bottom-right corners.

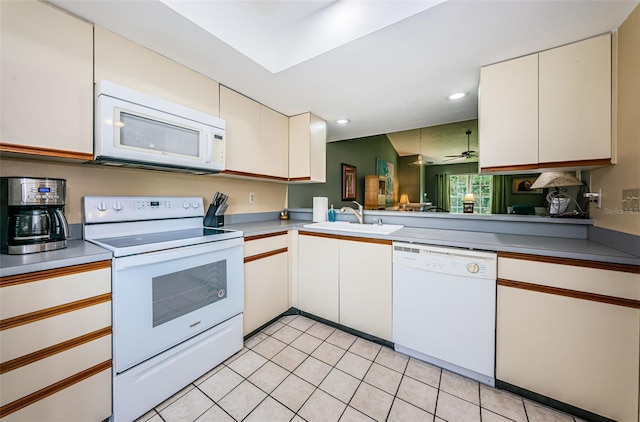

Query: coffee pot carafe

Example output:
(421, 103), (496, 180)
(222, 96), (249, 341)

(1, 177), (70, 254)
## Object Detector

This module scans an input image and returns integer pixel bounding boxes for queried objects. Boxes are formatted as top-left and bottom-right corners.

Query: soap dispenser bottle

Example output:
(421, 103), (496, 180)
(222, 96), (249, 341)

(328, 204), (336, 222)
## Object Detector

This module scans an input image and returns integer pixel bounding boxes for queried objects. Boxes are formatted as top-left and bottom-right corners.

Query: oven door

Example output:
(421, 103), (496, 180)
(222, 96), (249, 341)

(112, 238), (243, 373)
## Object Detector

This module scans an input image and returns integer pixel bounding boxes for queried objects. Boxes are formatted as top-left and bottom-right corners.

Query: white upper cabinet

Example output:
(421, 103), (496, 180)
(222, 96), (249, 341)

(479, 33), (612, 173)
(479, 54), (539, 170)
(289, 113), (327, 182)
(220, 86), (289, 179)
(0, 0), (93, 159)
(220, 86), (261, 174)
(259, 106), (289, 179)
(538, 34), (612, 164)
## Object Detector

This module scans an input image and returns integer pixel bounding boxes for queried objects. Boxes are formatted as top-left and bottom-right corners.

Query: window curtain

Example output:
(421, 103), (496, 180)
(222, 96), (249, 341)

(491, 175), (507, 214)
(436, 173), (450, 212)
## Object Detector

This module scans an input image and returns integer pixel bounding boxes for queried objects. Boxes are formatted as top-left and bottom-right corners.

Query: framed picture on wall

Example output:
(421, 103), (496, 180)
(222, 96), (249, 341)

(342, 163), (357, 201)
(376, 158), (395, 205)
(512, 177), (543, 194)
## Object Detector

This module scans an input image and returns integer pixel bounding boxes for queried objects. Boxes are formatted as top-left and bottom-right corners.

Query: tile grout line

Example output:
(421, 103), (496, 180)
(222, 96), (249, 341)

(149, 315), (568, 422)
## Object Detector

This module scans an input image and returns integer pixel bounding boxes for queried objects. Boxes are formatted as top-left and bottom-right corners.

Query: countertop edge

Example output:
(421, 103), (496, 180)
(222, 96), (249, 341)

(0, 240), (113, 278)
(230, 220), (640, 267)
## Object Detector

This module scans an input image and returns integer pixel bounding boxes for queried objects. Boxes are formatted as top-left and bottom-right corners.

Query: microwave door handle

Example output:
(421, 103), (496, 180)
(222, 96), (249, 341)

(204, 131), (212, 163)
(54, 209), (71, 239)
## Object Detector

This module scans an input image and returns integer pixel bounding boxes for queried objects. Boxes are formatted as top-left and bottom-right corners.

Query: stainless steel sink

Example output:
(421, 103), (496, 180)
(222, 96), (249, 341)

(303, 221), (404, 234)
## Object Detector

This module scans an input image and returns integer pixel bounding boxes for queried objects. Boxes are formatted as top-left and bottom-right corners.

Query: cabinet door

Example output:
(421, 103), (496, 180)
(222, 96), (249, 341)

(1, 0), (93, 157)
(289, 113), (327, 182)
(297, 234), (339, 323)
(538, 34), (611, 164)
(497, 286), (638, 422)
(496, 255), (639, 422)
(259, 106), (289, 178)
(244, 252), (289, 335)
(220, 86), (260, 173)
(479, 54), (539, 170)
(339, 240), (392, 341)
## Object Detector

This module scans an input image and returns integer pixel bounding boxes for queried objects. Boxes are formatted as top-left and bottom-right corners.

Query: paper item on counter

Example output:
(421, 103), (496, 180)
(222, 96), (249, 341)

(313, 197), (328, 222)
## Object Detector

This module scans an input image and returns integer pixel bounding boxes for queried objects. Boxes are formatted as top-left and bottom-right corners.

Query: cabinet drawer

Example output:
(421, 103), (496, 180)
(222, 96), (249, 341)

(0, 367), (111, 422)
(244, 233), (288, 258)
(1, 335), (111, 407)
(0, 267), (111, 320)
(1, 302), (111, 363)
(498, 256), (640, 301)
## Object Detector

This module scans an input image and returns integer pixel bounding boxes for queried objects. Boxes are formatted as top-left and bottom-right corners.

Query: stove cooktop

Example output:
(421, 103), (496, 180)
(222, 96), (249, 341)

(93, 228), (229, 249)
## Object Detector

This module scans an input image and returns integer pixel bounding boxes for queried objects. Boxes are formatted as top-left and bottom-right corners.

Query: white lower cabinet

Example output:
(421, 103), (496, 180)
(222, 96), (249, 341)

(496, 253), (640, 422)
(298, 234), (340, 323)
(243, 233), (290, 335)
(297, 232), (392, 341)
(339, 239), (392, 341)
(0, 261), (112, 422)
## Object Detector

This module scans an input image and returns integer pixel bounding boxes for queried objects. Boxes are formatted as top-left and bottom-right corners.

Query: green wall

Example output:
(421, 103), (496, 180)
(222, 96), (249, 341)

(288, 134), (399, 208)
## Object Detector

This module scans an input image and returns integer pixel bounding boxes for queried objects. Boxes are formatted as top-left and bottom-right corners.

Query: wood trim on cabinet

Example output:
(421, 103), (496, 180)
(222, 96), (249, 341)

(0, 260), (112, 288)
(299, 231), (393, 245)
(0, 143), (93, 161)
(0, 293), (111, 331)
(0, 327), (111, 375)
(480, 158), (611, 174)
(0, 359), (112, 418)
(244, 231), (288, 242)
(288, 177), (312, 182)
(537, 158), (612, 168)
(498, 278), (640, 309)
(498, 251), (640, 274)
(480, 163), (540, 173)
(221, 170), (289, 181)
(244, 248), (288, 263)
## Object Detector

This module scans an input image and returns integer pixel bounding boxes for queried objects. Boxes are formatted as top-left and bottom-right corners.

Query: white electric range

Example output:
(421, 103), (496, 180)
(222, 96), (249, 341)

(83, 196), (244, 422)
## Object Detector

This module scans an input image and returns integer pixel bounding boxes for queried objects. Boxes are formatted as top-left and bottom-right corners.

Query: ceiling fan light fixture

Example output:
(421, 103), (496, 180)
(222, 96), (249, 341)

(446, 91), (469, 101)
(409, 154), (433, 166)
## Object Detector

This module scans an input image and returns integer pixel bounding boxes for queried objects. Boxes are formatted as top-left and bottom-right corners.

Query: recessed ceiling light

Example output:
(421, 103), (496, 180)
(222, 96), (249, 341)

(336, 118), (351, 125)
(446, 91), (469, 101)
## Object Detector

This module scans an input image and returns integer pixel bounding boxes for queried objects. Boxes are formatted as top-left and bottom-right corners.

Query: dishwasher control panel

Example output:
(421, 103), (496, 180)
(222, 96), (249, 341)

(393, 242), (497, 279)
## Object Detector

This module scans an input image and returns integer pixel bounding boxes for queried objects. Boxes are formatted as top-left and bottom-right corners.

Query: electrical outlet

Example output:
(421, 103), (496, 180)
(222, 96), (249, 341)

(622, 188), (639, 212)
(249, 192), (255, 204)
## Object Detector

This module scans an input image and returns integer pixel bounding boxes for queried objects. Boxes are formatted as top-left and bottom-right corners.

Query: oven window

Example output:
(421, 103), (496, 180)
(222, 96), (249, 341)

(152, 260), (227, 327)
(119, 112), (200, 158)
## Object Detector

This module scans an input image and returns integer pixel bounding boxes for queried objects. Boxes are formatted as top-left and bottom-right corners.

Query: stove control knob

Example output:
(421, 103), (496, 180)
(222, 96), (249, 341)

(97, 201), (107, 212)
(113, 201), (123, 211)
(183, 201), (191, 209)
(191, 201), (199, 209)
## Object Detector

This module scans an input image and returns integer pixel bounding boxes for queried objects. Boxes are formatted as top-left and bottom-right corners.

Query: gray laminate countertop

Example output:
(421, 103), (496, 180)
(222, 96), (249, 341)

(3, 219), (637, 277)
(225, 219), (640, 266)
(0, 240), (112, 278)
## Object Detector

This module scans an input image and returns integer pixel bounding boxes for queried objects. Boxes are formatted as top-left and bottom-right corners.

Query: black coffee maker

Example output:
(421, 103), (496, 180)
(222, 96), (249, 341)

(1, 177), (70, 254)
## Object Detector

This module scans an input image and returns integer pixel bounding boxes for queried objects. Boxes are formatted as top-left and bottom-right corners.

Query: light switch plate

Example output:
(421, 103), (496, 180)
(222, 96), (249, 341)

(622, 188), (639, 212)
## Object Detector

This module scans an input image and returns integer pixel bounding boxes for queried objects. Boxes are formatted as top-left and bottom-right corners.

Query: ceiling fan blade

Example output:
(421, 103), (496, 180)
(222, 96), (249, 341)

(444, 154), (463, 158)
(442, 156), (462, 162)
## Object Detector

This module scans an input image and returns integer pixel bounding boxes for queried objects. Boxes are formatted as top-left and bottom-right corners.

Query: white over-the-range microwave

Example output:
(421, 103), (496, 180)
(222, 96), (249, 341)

(95, 80), (226, 173)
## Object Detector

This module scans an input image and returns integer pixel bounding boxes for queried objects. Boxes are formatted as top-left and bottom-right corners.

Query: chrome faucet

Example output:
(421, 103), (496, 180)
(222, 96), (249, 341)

(340, 201), (364, 224)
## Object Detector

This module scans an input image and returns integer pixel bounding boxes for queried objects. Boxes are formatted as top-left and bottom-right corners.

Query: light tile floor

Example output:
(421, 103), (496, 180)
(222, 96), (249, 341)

(135, 315), (584, 422)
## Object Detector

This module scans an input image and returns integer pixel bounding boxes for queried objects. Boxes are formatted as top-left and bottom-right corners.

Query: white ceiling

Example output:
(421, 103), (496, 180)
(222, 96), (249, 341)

(51, 0), (637, 159)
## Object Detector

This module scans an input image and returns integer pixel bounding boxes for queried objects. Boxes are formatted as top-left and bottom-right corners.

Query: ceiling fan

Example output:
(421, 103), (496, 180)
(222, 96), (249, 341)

(443, 130), (477, 162)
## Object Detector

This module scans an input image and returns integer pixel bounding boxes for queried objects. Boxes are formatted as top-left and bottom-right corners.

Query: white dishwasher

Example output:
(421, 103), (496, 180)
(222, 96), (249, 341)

(393, 242), (497, 386)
